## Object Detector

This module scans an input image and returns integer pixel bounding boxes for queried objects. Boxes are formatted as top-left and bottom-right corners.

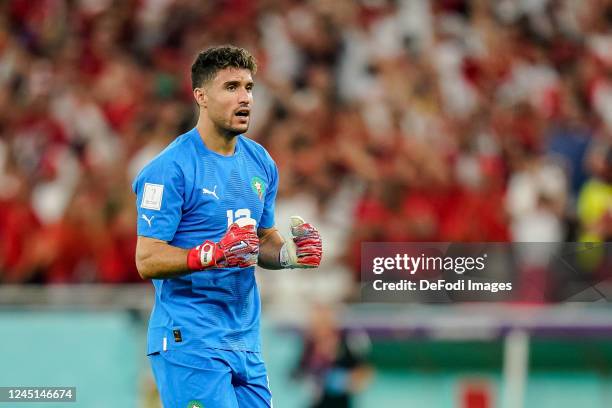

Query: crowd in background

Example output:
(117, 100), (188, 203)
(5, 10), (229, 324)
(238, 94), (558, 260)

(0, 0), (611, 285)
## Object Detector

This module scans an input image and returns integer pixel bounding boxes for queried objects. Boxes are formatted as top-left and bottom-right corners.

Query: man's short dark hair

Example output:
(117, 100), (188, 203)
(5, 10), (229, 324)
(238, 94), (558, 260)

(191, 45), (257, 89)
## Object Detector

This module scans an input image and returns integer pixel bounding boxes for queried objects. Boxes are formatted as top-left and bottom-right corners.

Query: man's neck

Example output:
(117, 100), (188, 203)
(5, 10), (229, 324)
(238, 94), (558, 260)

(196, 119), (239, 156)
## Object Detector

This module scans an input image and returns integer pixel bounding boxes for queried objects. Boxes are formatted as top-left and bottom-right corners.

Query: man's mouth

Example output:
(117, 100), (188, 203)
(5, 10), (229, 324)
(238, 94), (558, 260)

(235, 108), (250, 118)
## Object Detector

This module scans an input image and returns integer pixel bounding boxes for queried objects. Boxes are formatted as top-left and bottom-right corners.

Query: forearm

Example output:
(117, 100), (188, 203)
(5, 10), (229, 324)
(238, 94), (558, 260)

(257, 217), (323, 269)
(349, 366), (374, 392)
(136, 237), (191, 279)
(257, 228), (285, 270)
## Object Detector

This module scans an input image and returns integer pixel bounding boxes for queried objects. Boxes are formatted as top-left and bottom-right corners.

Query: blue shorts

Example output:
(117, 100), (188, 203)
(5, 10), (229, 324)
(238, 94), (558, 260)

(149, 347), (272, 408)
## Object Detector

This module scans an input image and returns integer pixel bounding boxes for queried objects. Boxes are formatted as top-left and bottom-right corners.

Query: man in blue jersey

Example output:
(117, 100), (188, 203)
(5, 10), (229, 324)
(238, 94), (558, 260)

(133, 45), (323, 408)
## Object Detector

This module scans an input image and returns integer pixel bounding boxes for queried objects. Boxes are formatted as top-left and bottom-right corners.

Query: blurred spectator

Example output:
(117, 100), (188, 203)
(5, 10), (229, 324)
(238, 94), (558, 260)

(506, 153), (567, 242)
(293, 304), (373, 408)
(578, 144), (612, 242)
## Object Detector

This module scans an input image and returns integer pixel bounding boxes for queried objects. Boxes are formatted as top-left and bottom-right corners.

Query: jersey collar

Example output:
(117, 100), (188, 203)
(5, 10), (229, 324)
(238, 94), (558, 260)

(191, 127), (242, 158)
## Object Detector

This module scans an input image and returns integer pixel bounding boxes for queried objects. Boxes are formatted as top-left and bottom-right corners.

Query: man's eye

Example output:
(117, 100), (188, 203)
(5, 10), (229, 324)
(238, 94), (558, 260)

(227, 85), (236, 91)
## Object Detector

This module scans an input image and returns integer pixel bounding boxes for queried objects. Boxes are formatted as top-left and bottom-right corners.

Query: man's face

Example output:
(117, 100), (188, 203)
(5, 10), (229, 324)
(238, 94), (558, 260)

(200, 67), (253, 136)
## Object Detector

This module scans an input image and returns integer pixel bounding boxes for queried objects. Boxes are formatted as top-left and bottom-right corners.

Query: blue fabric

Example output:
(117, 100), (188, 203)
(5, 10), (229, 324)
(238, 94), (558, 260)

(149, 348), (272, 408)
(132, 128), (279, 353)
(546, 123), (591, 196)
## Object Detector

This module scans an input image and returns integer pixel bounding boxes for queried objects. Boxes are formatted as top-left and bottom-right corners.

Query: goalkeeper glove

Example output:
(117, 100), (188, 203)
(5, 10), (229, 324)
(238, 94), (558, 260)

(280, 216), (322, 268)
(187, 219), (259, 270)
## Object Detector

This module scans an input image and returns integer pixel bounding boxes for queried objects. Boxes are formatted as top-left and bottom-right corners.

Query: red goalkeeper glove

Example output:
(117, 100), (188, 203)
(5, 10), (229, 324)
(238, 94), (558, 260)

(280, 216), (323, 268)
(187, 219), (259, 270)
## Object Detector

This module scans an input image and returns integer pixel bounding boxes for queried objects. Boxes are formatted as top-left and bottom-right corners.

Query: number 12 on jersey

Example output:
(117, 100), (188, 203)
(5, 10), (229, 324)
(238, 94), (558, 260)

(226, 209), (256, 228)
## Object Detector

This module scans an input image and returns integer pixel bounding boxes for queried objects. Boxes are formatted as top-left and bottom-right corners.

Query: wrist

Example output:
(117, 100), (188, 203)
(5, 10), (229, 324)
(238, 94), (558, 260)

(187, 241), (220, 270)
(279, 237), (301, 269)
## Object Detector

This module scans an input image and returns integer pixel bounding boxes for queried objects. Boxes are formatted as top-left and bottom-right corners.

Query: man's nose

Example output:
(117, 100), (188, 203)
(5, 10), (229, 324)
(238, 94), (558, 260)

(237, 88), (251, 104)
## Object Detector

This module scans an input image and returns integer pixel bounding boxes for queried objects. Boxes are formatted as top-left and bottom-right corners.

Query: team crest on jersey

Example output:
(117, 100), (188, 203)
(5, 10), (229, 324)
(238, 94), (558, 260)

(251, 176), (266, 201)
(187, 401), (203, 408)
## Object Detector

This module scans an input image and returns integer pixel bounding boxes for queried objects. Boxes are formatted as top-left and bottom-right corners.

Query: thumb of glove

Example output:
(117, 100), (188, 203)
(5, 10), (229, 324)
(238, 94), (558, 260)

(279, 216), (303, 268)
(290, 215), (306, 237)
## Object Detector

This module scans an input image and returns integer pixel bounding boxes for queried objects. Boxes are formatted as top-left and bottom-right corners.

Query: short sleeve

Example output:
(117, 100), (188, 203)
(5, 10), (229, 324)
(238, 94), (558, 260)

(259, 160), (279, 229)
(132, 157), (184, 242)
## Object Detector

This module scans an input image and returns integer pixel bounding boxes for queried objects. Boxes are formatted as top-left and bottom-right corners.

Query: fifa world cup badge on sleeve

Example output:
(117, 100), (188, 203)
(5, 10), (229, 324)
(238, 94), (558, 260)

(141, 183), (164, 210)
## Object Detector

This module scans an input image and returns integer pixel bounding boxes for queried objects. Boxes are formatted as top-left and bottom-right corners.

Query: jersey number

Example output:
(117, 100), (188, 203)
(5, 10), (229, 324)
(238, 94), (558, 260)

(226, 209), (256, 227)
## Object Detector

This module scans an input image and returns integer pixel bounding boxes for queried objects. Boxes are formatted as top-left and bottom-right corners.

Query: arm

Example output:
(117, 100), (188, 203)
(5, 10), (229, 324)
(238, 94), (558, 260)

(257, 216), (323, 270)
(348, 365), (374, 393)
(136, 221), (260, 280)
(135, 236), (191, 279)
(257, 227), (285, 270)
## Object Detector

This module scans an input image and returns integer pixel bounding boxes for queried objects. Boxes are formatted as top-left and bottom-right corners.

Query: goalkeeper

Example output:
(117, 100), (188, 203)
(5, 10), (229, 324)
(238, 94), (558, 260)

(133, 45), (322, 408)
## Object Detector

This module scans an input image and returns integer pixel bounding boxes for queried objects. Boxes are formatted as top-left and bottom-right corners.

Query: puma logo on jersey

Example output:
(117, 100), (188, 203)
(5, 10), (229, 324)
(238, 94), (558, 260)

(141, 214), (154, 227)
(202, 185), (219, 200)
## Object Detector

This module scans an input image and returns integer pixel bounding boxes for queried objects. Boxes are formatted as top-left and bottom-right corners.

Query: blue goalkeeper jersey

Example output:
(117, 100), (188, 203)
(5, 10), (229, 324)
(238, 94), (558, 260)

(132, 127), (278, 354)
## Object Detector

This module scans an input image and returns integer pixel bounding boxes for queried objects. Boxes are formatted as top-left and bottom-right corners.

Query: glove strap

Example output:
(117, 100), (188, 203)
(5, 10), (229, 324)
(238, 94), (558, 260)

(187, 241), (217, 270)
(279, 242), (292, 268)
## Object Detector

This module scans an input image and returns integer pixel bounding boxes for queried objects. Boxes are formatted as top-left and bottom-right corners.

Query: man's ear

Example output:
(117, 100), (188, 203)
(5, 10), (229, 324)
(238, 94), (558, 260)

(193, 87), (207, 108)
